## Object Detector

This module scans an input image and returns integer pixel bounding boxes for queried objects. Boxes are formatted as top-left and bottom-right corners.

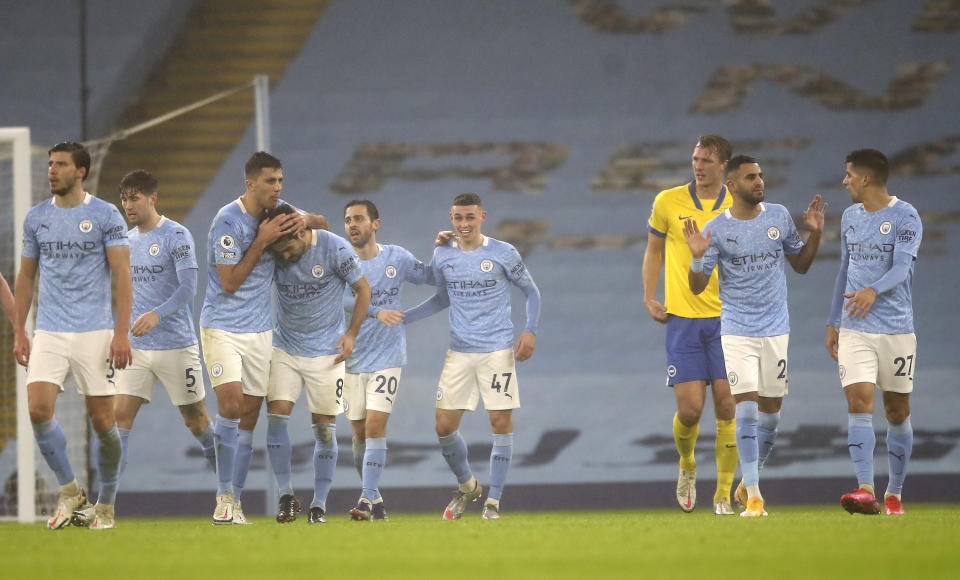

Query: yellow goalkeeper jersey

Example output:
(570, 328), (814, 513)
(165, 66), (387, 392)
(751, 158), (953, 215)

(647, 182), (731, 318)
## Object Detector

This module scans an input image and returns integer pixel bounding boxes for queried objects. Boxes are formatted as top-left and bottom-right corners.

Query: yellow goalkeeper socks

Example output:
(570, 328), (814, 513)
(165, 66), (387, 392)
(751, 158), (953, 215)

(715, 418), (738, 502)
(673, 413), (699, 472)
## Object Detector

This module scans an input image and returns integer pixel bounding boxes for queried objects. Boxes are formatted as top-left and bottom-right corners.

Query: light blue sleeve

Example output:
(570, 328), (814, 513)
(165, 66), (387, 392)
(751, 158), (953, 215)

(22, 212), (38, 259)
(335, 245), (363, 286)
(171, 228), (199, 271)
(212, 216), (242, 266)
(827, 216), (850, 327)
(404, 248), (449, 324)
(402, 248), (434, 286)
(154, 267), (197, 319)
(782, 209), (804, 255)
(502, 245), (541, 335)
(103, 205), (128, 247)
(870, 252), (914, 295)
(894, 209), (923, 258)
(403, 287), (450, 324)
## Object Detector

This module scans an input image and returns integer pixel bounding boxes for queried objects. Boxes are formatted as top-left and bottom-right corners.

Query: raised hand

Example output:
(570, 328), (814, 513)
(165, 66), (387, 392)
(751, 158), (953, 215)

(804, 194), (827, 232)
(682, 218), (711, 259)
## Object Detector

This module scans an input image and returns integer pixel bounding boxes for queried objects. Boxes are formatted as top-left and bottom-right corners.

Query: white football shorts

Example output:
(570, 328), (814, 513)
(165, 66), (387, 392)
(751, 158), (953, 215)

(837, 329), (916, 393)
(436, 349), (520, 412)
(27, 329), (117, 396)
(199, 327), (271, 396)
(343, 368), (402, 421)
(721, 334), (789, 398)
(116, 345), (205, 406)
(267, 348), (344, 416)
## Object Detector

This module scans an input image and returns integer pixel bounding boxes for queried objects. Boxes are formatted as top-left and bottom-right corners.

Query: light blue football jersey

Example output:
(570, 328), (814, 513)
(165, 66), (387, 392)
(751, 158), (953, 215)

(200, 199), (277, 333)
(274, 229), (363, 357)
(834, 197), (922, 334)
(701, 203), (804, 337)
(128, 217), (198, 350)
(345, 244), (434, 373)
(22, 193), (128, 332)
(430, 236), (538, 353)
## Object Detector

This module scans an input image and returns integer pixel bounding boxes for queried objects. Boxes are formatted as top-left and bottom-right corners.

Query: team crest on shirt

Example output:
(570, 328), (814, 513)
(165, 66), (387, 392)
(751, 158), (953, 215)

(312, 265), (325, 278)
(211, 363), (223, 378)
(728, 371), (739, 386)
(79, 219), (93, 233)
(436, 389), (443, 401)
(666, 365), (677, 378)
(149, 243), (160, 256)
(879, 221), (892, 235)
(385, 265), (397, 279)
(766, 226), (780, 240)
(480, 259), (494, 273)
(838, 365), (846, 380)
(220, 235), (234, 249)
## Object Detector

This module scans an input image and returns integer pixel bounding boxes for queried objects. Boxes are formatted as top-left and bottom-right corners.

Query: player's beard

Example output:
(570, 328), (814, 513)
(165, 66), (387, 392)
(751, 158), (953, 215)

(349, 230), (372, 248)
(51, 175), (79, 196)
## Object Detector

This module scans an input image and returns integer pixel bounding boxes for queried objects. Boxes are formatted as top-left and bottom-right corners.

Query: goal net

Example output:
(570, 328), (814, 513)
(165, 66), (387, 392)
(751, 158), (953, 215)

(0, 128), (91, 522)
(0, 77), (271, 523)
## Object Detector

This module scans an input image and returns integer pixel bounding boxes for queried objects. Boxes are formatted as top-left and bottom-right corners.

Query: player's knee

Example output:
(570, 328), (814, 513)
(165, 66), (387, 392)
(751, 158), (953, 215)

(677, 408), (701, 426)
(885, 407), (909, 426)
(28, 403), (54, 425)
(314, 422), (333, 443)
(88, 413), (114, 433)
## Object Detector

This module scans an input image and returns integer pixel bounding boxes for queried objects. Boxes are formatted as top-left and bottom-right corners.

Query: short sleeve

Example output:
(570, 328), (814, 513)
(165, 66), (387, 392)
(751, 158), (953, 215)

(103, 205), (128, 247)
(212, 215), (242, 266)
(22, 211), (39, 259)
(648, 193), (668, 237)
(781, 208), (804, 255)
(400, 247), (432, 285)
(336, 245), (363, 285)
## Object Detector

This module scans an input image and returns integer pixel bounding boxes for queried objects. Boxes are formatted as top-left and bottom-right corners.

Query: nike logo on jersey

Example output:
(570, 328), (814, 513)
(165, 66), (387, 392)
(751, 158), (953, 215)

(443, 264), (455, 271)
(848, 442), (863, 449)
(678, 215), (692, 221)
(726, 237), (739, 245)
(40, 223), (49, 231)
(740, 435), (757, 440)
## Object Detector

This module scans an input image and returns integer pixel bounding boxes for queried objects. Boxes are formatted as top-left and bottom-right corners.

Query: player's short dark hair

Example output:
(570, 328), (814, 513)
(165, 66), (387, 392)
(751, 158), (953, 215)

(48, 142), (91, 181)
(725, 155), (758, 178)
(261, 202), (299, 244)
(696, 135), (733, 164)
(344, 199), (379, 220)
(452, 192), (483, 208)
(846, 149), (888, 185)
(119, 170), (158, 195)
(244, 151), (282, 180)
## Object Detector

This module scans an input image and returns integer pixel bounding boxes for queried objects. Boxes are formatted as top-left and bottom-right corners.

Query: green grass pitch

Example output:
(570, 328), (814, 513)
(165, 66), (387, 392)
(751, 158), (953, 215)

(2, 505), (959, 579)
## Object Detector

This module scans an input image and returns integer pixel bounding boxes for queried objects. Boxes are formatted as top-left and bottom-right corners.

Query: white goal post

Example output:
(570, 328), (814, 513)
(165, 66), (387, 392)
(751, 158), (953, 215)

(0, 128), (36, 523)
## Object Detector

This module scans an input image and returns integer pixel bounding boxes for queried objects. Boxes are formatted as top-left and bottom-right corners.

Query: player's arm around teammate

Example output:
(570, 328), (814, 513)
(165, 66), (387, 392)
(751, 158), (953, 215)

(218, 211), (298, 294)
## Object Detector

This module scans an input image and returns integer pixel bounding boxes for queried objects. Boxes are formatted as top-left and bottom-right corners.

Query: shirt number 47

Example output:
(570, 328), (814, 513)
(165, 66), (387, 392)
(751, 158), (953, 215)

(490, 372), (512, 398)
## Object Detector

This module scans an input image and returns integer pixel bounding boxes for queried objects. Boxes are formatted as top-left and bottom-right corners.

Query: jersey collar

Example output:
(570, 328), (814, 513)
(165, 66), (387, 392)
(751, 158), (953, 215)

(49, 192), (93, 206)
(687, 182), (727, 211)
